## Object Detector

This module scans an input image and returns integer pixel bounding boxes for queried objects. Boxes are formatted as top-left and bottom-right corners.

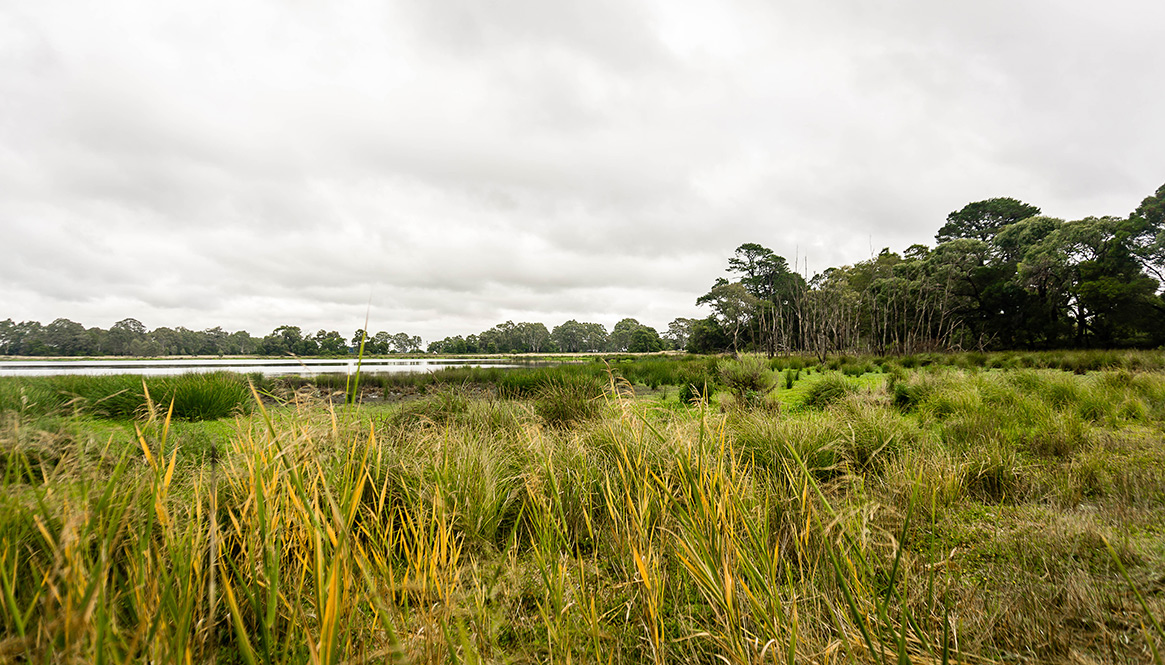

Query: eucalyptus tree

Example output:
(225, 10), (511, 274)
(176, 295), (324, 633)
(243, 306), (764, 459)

(108, 318), (147, 356)
(314, 330), (348, 355)
(372, 331), (394, 354)
(696, 280), (758, 354)
(259, 325), (305, 355)
(225, 330), (258, 355)
(577, 322), (609, 352)
(0, 319), (13, 355)
(390, 332), (423, 353)
(43, 318), (91, 356)
(515, 322), (549, 353)
(628, 326), (665, 352)
(799, 268), (862, 360)
(935, 197), (1042, 243)
(1021, 216), (1163, 346)
(724, 243), (805, 356)
(663, 317), (695, 350)
(1128, 182), (1165, 282)
(608, 318), (646, 352)
(552, 320), (606, 353)
(352, 329), (369, 351)
(687, 316), (731, 353)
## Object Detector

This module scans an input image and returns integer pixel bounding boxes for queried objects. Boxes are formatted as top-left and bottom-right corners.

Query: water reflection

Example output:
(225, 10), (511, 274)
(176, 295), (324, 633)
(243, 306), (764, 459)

(0, 358), (525, 377)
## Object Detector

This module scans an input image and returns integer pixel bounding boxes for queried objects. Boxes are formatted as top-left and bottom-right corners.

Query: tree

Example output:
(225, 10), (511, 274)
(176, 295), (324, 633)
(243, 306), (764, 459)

(202, 327), (229, 355)
(551, 320), (584, 352)
(514, 322), (549, 353)
(315, 330), (348, 355)
(663, 318), (695, 350)
(608, 318), (644, 352)
(1029, 216), (1163, 346)
(687, 316), (731, 354)
(628, 326), (665, 353)
(260, 325), (304, 355)
(696, 282), (758, 354)
(389, 332), (422, 353)
(108, 318), (147, 356)
(1128, 181), (1165, 282)
(725, 243), (803, 356)
(371, 331), (394, 354)
(43, 318), (90, 356)
(225, 330), (258, 355)
(0, 319), (16, 355)
(352, 329), (368, 352)
(936, 198), (1042, 243)
(577, 323), (608, 352)
(428, 336), (462, 354)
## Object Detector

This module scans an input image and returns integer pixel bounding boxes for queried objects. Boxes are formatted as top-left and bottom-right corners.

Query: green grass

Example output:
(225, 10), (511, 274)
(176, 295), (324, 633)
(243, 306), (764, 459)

(2, 354), (1164, 663)
(0, 371), (258, 420)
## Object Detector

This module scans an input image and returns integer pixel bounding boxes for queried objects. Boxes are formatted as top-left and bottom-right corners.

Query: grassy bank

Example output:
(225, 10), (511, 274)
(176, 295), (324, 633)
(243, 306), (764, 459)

(2, 354), (1164, 663)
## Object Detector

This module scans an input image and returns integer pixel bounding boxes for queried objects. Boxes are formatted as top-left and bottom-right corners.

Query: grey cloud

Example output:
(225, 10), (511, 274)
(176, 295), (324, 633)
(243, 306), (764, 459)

(3, 0), (1164, 341)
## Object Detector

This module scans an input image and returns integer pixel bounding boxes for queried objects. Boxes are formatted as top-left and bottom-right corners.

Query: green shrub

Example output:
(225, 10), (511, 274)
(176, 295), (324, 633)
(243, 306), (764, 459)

(678, 380), (713, 406)
(1024, 410), (1090, 458)
(802, 373), (857, 409)
(718, 356), (777, 410)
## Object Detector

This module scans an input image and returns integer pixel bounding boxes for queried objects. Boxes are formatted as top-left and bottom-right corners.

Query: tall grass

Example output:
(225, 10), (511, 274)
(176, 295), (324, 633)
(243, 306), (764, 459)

(0, 372), (256, 420)
(1, 360), (1163, 663)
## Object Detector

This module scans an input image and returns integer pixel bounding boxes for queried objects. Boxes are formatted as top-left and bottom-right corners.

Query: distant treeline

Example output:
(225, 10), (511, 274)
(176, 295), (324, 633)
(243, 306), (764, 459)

(0, 316), (686, 357)
(426, 318), (684, 354)
(0, 321), (425, 357)
(688, 182), (1165, 355)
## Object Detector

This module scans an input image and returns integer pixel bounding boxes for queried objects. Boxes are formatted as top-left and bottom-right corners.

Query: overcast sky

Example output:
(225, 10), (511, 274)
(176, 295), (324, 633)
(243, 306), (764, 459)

(2, 0), (1163, 343)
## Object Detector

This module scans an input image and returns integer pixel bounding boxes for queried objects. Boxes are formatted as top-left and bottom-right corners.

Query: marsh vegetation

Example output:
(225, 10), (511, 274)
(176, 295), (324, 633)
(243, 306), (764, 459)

(1, 351), (1163, 663)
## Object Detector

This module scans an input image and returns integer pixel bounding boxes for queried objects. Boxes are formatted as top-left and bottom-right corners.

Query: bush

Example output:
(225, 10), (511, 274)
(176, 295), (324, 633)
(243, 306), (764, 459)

(678, 381), (711, 406)
(718, 356), (777, 410)
(802, 373), (857, 409)
(834, 398), (912, 472)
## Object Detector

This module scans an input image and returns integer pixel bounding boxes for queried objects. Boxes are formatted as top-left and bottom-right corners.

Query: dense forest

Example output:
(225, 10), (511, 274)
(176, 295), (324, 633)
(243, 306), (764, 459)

(689, 181), (1165, 355)
(4, 182), (1162, 357)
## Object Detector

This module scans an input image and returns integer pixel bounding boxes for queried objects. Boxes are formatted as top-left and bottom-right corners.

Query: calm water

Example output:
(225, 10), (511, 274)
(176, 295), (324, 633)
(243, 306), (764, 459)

(0, 358), (524, 377)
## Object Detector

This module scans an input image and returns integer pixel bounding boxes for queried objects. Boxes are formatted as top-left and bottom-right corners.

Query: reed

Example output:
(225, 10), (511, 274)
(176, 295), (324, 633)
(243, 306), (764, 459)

(1, 359), (1163, 663)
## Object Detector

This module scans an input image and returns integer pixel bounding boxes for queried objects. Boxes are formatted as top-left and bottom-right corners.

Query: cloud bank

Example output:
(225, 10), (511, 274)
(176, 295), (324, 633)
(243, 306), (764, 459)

(2, 0), (1162, 342)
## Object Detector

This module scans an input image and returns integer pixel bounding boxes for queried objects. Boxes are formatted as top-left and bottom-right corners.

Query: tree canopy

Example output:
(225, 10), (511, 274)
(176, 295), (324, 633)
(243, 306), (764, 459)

(693, 182), (1165, 355)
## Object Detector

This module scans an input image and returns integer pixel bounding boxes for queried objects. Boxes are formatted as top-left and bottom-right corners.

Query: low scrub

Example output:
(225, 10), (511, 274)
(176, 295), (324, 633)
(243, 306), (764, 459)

(717, 355), (778, 411)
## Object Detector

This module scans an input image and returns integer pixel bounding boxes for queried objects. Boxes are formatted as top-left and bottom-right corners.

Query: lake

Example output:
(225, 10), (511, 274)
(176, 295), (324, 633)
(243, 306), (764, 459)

(0, 357), (526, 377)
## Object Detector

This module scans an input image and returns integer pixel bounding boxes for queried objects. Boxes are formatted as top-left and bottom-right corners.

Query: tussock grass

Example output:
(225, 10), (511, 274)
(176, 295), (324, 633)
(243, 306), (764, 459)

(802, 372), (860, 409)
(2, 358), (1164, 663)
(0, 372), (255, 420)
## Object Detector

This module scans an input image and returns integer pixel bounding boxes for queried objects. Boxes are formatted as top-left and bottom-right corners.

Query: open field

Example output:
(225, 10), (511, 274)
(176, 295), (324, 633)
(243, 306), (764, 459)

(2, 351), (1164, 663)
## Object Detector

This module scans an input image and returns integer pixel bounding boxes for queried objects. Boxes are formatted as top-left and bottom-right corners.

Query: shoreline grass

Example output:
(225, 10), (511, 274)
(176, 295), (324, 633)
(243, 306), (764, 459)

(1, 352), (1164, 663)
